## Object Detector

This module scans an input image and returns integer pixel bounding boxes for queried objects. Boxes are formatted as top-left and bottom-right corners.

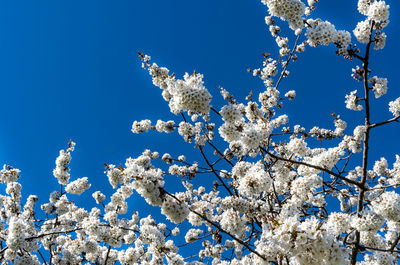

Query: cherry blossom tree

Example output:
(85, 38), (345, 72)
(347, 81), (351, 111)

(1, 0), (399, 264)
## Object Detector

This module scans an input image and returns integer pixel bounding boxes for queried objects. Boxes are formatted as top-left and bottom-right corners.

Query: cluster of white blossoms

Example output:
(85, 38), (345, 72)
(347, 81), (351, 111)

(141, 55), (212, 116)
(287, 137), (310, 157)
(217, 83), (294, 154)
(345, 90), (363, 111)
(219, 103), (265, 152)
(261, 0), (306, 30)
(373, 157), (388, 176)
(131, 119), (152, 133)
(373, 31), (387, 50)
(360, 0), (390, 22)
(161, 193), (189, 224)
(351, 209), (385, 232)
(2, 1), (400, 265)
(341, 125), (366, 153)
(219, 208), (247, 236)
(64, 177), (91, 195)
(369, 75), (388, 98)
(5, 216), (40, 261)
(389, 97), (400, 117)
(255, 216), (350, 264)
(105, 164), (125, 188)
(354, 0), (389, 49)
(234, 161), (272, 197)
(52, 141), (75, 185)
(220, 104), (244, 123)
(334, 118), (347, 136)
(371, 191), (400, 221)
(132, 119), (177, 134)
(92, 190), (106, 204)
(306, 19), (351, 50)
(354, 20), (372, 44)
(184, 228), (203, 243)
(253, 58), (279, 86)
(0, 164), (20, 183)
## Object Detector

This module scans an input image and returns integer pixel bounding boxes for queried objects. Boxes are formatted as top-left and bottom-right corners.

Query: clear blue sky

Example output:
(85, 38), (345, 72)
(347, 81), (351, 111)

(0, 0), (399, 221)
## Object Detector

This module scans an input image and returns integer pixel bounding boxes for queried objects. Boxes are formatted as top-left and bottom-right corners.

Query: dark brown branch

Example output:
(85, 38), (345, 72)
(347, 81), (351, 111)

(180, 112), (187, 122)
(104, 245), (112, 265)
(38, 250), (48, 265)
(351, 52), (364, 61)
(351, 20), (375, 265)
(210, 107), (222, 117)
(206, 139), (234, 167)
(363, 245), (400, 254)
(0, 246), (8, 255)
(389, 234), (400, 253)
(49, 247), (53, 265)
(370, 115), (400, 128)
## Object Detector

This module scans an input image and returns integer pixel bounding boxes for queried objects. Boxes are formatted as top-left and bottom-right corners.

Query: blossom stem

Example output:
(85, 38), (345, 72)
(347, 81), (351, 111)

(274, 29), (303, 91)
(198, 146), (234, 197)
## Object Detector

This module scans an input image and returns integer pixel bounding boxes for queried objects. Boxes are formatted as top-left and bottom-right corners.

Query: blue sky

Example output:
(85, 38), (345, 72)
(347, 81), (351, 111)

(0, 0), (399, 231)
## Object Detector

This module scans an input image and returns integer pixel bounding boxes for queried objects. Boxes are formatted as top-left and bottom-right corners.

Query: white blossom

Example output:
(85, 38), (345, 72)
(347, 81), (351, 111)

(345, 90), (363, 111)
(145, 61), (212, 116)
(353, 20), (371, 44)
(92, 191), (106, 204)
(371, 191), (400, 221)
(373, 157), (388, 176)
(0, 165), (21, 184)
(65, 177), (91, 195)
(374, 31), (387, 50)
(285, 90), (296, 100)
(52, 143), (75, 185)
(369, 76), (388, 98)
(1, 2), (399, 264)
(367, 1), (390, 22)
(261, 0), (306, 30)
(389, 97), (400, 117)
(131, 119), (152, 133)
(306, 19), (351, 50)
(357, 0), (371, 15)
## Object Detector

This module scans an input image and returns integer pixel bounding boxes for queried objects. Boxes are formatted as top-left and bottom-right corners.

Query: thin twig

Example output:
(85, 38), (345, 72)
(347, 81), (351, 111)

(262, 148), (362, 188)
(26, 228), (83, 241)
(199, 146), (234, 197)
(38, 250), (49, 265)
(210, 107), (222, 117)
(177, 233), (212, 247)
(274, 30), (303, 91)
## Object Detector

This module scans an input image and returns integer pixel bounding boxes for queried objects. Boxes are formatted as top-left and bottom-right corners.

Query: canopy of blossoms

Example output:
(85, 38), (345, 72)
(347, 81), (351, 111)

(1, 0), (399, 264)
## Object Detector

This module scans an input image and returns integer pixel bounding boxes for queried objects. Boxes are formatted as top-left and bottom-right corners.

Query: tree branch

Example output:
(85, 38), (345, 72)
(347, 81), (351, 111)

(104, 245), (111, 265)
(261, 148), (362, 188)
(370, 115), (400, 128)
(199, 146), (234, 197)
(351, 20), (375, 265)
